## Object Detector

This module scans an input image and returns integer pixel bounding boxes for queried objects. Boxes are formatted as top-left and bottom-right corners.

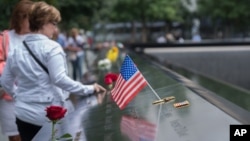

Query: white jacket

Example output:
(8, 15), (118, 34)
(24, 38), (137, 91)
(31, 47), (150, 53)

(1, 33), (94, 126)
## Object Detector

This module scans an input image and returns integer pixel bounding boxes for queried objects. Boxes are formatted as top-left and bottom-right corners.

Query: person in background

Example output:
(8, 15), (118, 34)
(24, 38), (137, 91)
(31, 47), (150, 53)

(65, 28), (85, 80)
(166, 32), (176, 43)
(53, 28), (67, 48)
(192, 31), (202, 42)
(79, 29), (88, 47)
(79, 29), (91, 70)
(86, 31), (93, 48)
(0, 1), (34, 141)
(156, 32), (167, 43)
(1, 1), (106, 141)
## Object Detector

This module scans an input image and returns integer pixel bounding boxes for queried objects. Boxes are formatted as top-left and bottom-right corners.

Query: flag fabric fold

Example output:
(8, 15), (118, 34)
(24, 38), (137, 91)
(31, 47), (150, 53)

(111, 55), (147, 109)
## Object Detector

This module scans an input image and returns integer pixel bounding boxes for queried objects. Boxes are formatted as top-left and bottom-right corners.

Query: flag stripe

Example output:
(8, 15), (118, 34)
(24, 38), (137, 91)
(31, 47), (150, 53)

(111, 55), (147, 110)
(121, 116), (138, 141)
(111, 75), (125, 98)
(118, 76), (147, 109)
(121, 116), (156, 141)
(112, 72), (144, 102)
(112, 72), (147, 109)
(121, 118), (138, 141)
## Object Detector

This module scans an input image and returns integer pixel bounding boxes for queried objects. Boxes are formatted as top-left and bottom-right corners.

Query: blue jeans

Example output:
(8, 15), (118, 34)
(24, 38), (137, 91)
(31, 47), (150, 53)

(71, 55), (84, 80)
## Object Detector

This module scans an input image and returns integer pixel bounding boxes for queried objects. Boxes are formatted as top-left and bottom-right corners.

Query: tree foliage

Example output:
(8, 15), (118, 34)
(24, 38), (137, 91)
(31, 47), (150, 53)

(109, 0), (183, 22)
(106, 0), (184, 42)
(198, 0), (250, 33)
(56, 0), (103, 30)
(0, 0), (19, 30)
(1, 0), (250, 39)
(0, 0), (103, 31)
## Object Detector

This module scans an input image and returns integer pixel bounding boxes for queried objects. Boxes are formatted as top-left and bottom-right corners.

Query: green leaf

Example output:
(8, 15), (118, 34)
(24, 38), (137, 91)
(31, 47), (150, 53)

(59, 133), (73, 139)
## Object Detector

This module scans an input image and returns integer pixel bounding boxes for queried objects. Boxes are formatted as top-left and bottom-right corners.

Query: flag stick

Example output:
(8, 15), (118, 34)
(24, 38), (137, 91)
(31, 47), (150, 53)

(136, 68), (161, 100)
(129, 54), (161, 100)
(146, 81), (161, 100)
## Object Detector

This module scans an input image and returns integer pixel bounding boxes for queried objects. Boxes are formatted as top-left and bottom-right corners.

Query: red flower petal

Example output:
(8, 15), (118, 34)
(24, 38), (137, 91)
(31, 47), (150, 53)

(46, 105), (67, 121)
(104, 77), (113, 85)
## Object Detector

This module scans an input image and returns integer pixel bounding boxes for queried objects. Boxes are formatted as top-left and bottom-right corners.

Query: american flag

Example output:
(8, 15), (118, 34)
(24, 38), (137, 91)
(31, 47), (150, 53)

(120, 115), (156, 141)
(111, 55), (147, 110)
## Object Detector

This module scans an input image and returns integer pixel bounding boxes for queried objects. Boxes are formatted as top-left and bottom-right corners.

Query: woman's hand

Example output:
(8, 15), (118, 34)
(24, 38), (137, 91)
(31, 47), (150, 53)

(96, 91), (106, 104)
(93, 83), (106, 93)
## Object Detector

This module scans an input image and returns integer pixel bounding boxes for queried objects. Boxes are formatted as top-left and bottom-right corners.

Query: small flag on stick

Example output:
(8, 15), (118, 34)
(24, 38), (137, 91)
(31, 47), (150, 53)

(111, 55), (147, 109)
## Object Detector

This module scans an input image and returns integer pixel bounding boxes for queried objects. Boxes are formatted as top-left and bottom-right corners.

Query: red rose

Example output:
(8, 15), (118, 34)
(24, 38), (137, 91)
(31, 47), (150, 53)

(104, 73), (118, 85)
(109, 73), (118, 81)
(104, 77), (113, 85)
(45, 105), (67, 121)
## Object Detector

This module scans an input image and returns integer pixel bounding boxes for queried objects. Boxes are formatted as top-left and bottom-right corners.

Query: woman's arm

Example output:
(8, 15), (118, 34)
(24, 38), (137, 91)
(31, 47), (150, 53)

(1, 58), (16, 96)
(47, 46), (105, 95)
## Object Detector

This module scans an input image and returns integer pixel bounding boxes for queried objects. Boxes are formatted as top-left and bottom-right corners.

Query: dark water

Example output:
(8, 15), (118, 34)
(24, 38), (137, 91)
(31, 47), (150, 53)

(169, 65), (250, 112)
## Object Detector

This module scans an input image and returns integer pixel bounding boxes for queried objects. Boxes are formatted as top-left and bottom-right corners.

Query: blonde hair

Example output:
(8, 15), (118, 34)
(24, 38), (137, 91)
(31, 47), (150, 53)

(70, 28), (79, 37)
(29, 1), (61, 32)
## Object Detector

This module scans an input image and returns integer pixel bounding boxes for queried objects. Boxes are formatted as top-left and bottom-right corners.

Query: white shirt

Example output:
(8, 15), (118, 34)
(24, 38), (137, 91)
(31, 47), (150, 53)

(8, 30), (28, 54)
(66, 35), (84, 56)
(156, 36), (166, 43)
(1, 33), (94, 126)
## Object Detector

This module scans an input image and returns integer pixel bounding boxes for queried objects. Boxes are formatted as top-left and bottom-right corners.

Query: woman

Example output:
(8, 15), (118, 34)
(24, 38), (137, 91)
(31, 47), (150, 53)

(65, 28), (85, 81)
(1, 1), (106, 141)
(0, 1), (34, 141)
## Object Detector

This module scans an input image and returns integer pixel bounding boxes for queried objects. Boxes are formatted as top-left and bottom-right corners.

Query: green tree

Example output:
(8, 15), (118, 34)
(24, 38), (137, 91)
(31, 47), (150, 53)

(0, 0), (19, 30)
(0, 0), (103, 32)
(56, 0), (103, 30)
(198, 0), (250, 37)
(109, 0), (184, 42)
